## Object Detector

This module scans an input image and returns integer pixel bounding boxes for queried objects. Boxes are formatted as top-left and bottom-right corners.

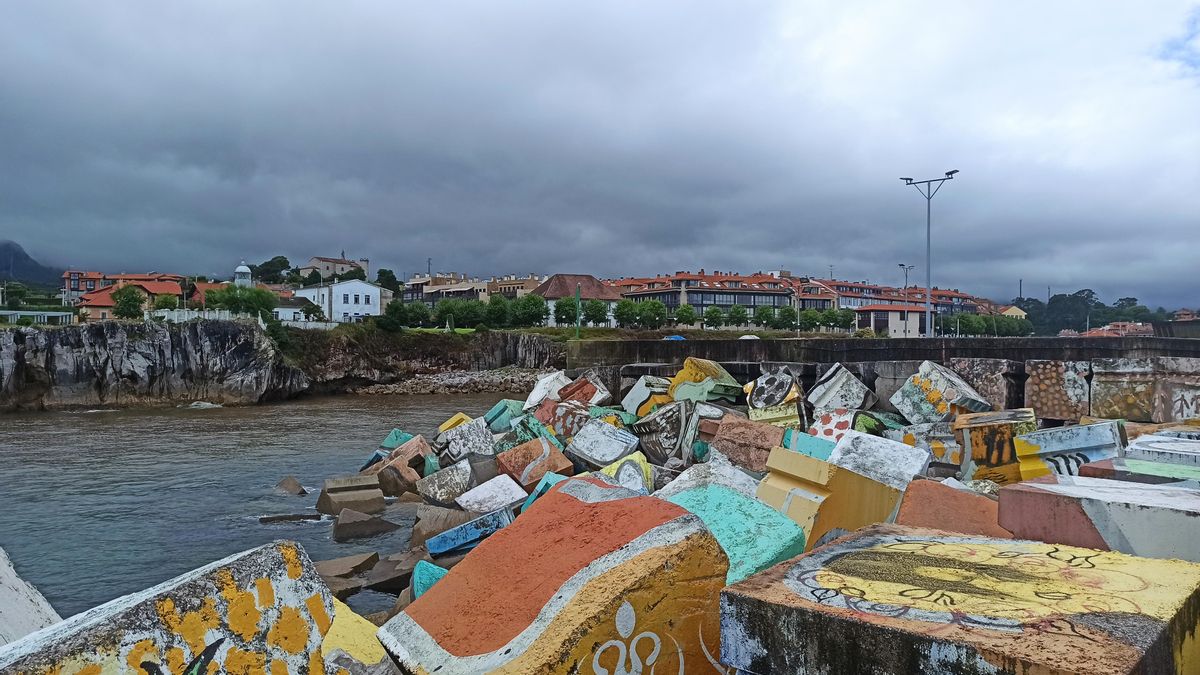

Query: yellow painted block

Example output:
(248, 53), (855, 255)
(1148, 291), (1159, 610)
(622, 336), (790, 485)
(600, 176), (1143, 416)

(953, 409), (1037, 485)
(596, 451), (653, 493)
(668, 357), (737, 398)
(757, 448), (901, 551)
(323, 599), (389, 667)
(748, 402), (802, 428)
(437, 412), (471, 434)
(635, 393), (673, 417)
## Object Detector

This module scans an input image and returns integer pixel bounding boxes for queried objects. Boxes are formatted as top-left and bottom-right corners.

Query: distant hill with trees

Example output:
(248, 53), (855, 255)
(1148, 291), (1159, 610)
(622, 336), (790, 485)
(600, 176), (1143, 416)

(0, 241), (62, 289)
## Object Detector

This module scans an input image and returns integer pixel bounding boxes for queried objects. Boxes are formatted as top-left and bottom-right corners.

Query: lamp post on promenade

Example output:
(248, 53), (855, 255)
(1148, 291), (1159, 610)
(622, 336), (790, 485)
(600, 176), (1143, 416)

(900, 170), (959, 337)
(898, 263), (915, 337)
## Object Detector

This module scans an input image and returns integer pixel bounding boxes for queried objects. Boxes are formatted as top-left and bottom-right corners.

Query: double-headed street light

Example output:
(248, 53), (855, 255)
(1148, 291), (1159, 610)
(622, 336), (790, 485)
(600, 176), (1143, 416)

(900, 169), (959, 337)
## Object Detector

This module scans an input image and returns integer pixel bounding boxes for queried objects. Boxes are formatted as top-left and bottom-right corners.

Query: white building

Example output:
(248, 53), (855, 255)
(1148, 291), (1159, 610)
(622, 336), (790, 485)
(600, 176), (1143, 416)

(855, 304), (926, 337)
(234, 261), (253, 287)
(294, 279), (387, 322)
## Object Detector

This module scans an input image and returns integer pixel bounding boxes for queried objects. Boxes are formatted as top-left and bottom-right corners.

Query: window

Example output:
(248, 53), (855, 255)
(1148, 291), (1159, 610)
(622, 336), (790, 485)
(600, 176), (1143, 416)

(70, 280), (79, 290)
(86, 281), (95, 290)
(364, 295), (371, 305)
(353, 294), (360, 305)
(343, 293), (349, 304)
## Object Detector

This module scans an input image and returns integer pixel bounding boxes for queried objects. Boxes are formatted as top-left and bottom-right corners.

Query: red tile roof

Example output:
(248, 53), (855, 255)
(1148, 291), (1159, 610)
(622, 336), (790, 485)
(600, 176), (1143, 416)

(191, 282), (227, 300)
(532, 274), (624, 301)
(131, 281), (183, 296)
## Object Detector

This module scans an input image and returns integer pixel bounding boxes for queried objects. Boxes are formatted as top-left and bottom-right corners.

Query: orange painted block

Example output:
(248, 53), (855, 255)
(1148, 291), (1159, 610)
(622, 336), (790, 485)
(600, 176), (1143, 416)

(496, 437), (575, 492)
(378, 477), (728, 673)
(896, 479), (1012, 538)
(756, 447), (902, 551)
(953, 408), (1038, 485)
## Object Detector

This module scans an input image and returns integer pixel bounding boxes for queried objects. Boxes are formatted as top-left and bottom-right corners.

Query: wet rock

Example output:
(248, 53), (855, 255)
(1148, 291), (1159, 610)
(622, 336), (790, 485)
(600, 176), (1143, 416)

(324, 575), (365, 600)
(316, 552), (380, 579)
(332, 509), (402, 543)
(275, 475), (308, 496)
(258, 513), (323, 524)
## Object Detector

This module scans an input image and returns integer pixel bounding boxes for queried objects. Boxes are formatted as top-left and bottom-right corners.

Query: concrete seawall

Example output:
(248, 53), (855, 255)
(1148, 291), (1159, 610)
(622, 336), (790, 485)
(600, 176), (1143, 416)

(567, 336), (1200, 369)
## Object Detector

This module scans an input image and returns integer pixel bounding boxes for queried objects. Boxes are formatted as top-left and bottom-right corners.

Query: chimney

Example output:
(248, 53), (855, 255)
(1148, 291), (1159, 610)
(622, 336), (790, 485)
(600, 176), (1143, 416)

(699, 268), (704, 275)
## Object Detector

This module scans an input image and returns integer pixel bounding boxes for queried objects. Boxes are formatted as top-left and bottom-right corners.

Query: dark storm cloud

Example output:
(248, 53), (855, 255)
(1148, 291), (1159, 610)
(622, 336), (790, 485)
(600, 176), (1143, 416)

(1, 1), (1197, 306)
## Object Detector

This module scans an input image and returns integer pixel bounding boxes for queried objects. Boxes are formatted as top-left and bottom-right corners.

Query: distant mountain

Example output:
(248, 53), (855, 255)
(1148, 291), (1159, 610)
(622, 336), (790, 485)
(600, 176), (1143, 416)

(0, 241), (64, 288)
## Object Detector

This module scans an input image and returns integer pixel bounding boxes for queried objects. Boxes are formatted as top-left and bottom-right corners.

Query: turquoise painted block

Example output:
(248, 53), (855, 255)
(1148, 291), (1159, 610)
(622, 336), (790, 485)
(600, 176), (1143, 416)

(511, 415), (565, 449)
(693, 440), (711, 463)
(485, 400), (525, 434)
(359, 449), (389, 472)
(589, 406), (640, 426)
(411, 560), (448, 599)
(665, 484), (807, 584)
(781, 429), (836, 461)
(422, 453), (440, 477)
(381, 428), (415, 449)
(521, 471), (569, 513)
(425, 508), (514, 556)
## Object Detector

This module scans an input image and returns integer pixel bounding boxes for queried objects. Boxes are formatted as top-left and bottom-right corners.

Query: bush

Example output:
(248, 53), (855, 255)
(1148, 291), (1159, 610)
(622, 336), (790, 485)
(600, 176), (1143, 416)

(153, 294), (179, 311)
(15, 316), (34, 326)
(111, 285), (146, 319)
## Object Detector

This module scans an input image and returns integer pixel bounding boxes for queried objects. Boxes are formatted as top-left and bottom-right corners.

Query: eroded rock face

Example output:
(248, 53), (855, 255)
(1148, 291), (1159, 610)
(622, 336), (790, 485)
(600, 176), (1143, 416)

(0, 321), (308, 411)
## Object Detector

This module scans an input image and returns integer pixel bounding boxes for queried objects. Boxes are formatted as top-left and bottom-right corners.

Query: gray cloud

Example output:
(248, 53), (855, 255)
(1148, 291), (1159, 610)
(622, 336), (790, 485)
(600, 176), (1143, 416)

(2, 1), (1198, 307)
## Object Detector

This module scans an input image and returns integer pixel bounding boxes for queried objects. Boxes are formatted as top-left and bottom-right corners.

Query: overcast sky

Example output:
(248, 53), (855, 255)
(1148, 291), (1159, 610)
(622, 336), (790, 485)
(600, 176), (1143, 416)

(2, 2), (1197, 307)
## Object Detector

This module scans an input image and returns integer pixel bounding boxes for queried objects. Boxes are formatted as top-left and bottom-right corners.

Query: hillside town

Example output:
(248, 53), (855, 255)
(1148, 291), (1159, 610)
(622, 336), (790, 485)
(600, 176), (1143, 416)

(0, 248), (1194, 338)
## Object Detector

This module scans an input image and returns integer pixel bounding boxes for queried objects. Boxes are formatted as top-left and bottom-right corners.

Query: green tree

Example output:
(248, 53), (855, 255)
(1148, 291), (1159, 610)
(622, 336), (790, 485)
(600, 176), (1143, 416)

(752, 305), (774, 327)
(674, 304), (698, 326)
(335, 267), (367, 282)
(511, 294), (549, 327)
(582, 299), (609, 326)
(206, 285), (277, 319)
(111, 285), (146, 319)
(613, 299), (639, 328)
(377, 299), (407, 332)
(251, 256), (291, 284)
(726, 304), (749, 327)
(4, 282), (28, 309)
(797, 308), (820, 331)
(554, 297), (579, 326)
(303, 270), (323, 286)
(772, 306), (798, 330)
(301, 303), (325, 321)
(405, 302), (431, 327)
(153, 294), (179, 310)
(637, 300), (668, 329)
(375, 268), (401, 293)
(435, 299), (462, 327)
(703, 305), (725, 329)
(835, 309), (856, 329)
(486, 294), (511, 328)
(819, 308), (841, 328)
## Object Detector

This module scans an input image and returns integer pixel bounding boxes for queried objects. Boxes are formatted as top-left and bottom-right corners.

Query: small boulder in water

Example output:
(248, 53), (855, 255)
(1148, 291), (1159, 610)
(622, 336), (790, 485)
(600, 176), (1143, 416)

(275, 475), (308, 496)
(180, 401), (223, 409)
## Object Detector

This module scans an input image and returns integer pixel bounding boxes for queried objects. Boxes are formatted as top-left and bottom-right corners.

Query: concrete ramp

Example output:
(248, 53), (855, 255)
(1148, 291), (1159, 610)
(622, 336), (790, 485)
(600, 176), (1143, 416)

(0, 547), (61, 647)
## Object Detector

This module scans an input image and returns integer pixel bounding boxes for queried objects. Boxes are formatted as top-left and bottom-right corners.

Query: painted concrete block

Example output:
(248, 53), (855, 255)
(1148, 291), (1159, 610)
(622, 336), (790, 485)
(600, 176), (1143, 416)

(363, 434), (435, 478)
(533, 398), (592, 439)
(378, 477), (728, 674)
(807, 363), (876, 410)
(852, 409), (907, 436)
(410, 561), (448, 600)
(628, 400), (699, 470)
(668, 357), (741, 403)
(522, 370), (572, 411)
(322, 599), (402, 674)
(1160, 426), (1200, 440)
(557, 370), (613, 407)
(720, 523), (1200, 675)
(595, 451), (654, 494)
(484, 399), (525, 434)
(588, 405), (638, 428)
(521, 471), (569, 512)
(748, 401), (803, 428)
(946, 357), (1024, 411)
(953, 408), (1039, 485)
(443, 416), (495, 462)
(332, 508), (402, 542)
(1013, 420), (1125, 480)
(0, 547), (60, 647)
(565, 418), (640, 470)
(424, 508), (515, 557)
(711, 415), (786, 473)
(1081, 457), (1200, 485)
(410, 505), (480, 550)
(890, 360), (992, 424)
(655, 450), (759, 500)
(884, 422), (962, 473)
(1125, 434), (1200, 466)
(1091, 357), (1200, 423)
(1024, 359), (1091, 421)
(863, 360), (924, 414)
(827, 430), (930, 492)
(756, 447), (902, 552)
(509, 414), (564, 448)
(780, 429), (836, 461)
(415, 458), (476, 508)
(806, 407), (860, 444)
(496, 437), (575, 492)
(744, 365), (803, 409)
(667, 484), (807, 584)
(0, 542), (333, 674)
(437, 412), (472, 434)
(379, 427), (415, 451)
(455, 474), (528, 513)
(316, 483), (386, 516)
(896, 479), (1012, 538)
(620, 375), (672, 417)
(999, 474), (1200, 561)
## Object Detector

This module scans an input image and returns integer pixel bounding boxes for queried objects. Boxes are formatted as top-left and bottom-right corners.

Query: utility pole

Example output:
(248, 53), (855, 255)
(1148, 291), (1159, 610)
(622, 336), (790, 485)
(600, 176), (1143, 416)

(900, 169), (959, 337)
(427, 258), (432, 277)
(1019, 278), (1023, 300)
(828, 264), (834, 280)
(575, 283), (582, 339)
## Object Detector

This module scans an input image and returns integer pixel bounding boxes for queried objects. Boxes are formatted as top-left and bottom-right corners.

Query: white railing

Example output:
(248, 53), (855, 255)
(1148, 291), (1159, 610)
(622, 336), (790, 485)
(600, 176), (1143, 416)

(146, 309), (264, 327)
(281, 320), (340, 330)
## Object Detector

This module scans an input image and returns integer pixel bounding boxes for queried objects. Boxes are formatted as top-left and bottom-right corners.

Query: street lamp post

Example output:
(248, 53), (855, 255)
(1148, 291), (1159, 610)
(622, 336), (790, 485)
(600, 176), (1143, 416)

(900, 170), (959, 337)
(897, 263), (915, 337)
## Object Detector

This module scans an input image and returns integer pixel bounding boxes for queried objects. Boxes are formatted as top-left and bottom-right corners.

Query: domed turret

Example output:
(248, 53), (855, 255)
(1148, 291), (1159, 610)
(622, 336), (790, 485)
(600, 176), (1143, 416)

(234, 261), (252, 287)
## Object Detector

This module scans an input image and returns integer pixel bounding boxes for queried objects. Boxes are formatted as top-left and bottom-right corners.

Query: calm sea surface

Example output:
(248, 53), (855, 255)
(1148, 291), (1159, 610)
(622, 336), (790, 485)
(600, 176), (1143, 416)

(0, 394), (504, 618)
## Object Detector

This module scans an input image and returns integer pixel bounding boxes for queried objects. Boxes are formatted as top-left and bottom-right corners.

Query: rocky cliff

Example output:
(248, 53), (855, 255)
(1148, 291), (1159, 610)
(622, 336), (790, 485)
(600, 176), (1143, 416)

(0, 321), (309, 411)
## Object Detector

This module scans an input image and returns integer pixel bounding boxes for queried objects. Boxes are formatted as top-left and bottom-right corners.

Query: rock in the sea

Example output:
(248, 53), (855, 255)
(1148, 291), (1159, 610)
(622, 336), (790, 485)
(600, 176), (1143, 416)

(332, 509), (402, 542)
(275, 475), (307, 496)
(316, 552), (380, 578)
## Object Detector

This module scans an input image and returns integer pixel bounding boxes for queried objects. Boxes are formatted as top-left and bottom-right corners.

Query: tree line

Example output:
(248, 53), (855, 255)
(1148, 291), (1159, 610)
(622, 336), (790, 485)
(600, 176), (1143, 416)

(1012, 289), (1173, 335)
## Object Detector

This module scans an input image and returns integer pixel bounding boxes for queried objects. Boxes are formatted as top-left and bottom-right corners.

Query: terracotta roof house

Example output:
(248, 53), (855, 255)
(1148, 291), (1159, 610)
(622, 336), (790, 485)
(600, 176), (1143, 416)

(532, 274), (624, 302)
